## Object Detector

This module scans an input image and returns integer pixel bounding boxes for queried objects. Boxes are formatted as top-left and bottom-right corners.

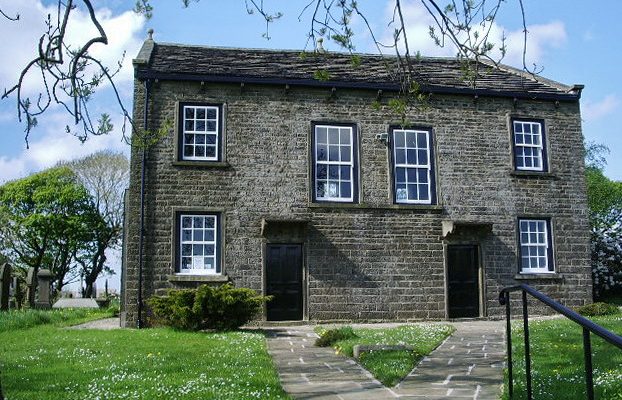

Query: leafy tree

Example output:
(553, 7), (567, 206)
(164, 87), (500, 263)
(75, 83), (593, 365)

(585, 143), (622, 299)
(64, 151), (129, 297)
(0, 0), (531, 143)
(0, 167), (104, 294)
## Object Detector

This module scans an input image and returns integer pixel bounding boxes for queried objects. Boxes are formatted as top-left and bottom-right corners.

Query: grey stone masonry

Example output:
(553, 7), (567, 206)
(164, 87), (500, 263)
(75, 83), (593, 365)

(121, 41), (591, 326)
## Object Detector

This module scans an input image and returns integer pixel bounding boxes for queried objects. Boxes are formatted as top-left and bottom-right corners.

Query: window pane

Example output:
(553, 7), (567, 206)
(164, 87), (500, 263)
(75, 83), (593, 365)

(521, 257), (529, 269)
(417, 132), (427, 148)
(328, 182), (339, 197)
(395, 131), (405, 147)
(340, 146), (351, 162)
(406, 132), (417, 148)
(407, 168), (418, 183)
(193, 230), (203, 241)
(407, 184), (418, 200)
(316, 181), (326, 197)
(196, 108), (206, 119)
(206, 146), (216, 158)
(524, 124), (531, 134)
(328, 165), (339, 179)
(317, 165), (327, 179)
(328, 128), (339, 144)
(182, 229), (192, 241)
(185, 107), (194, 119)
(316, 127), (327, 144)
(204, 244), (215, 255)
(340, 182), (351, 198)
(184, 134), (194, 144)
(182, 217), (192, 228)
(206, 134), (217, 144)
(419, 185), (429, 200)
(515, 133), (524, 144)
(196, 120), (206, 131)
(204, 257), (215, 270)
(340, 166), (351, 180)
(206, 121), (217, 131)
(193, 244), (203, 255)
(195, 146), (205, 157)
(396, 167), (406, 183)
(184, 120), (194, 131)
(206, 108), (217, 119)
(205, 217), (215, 228)
(329, 145), (339, 161)
(418, 150), (428, 165)
(182, 244), (192, 256)
(407, 149), (417, 164)
(524, 134), (532, 144)
(195, 135), (205, 144)
(181, 257), (191, 270)
(418, 169), (428, 183)
(396, 184), (407, 201)
(184, 146), (193, 157)
(317, 145), (327, 161)
(395, 149), (406, 164)
(340, 129), (351, 144)
(204, 230), (214, 241)
(193, 217), (204, 228)
(514, 123), (522, 133)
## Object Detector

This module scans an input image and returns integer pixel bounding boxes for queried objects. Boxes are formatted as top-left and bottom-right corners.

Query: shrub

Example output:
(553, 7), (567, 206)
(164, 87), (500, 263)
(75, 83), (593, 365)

(315, 326), (358, 347)
(576, 302), (620, 317)
(148, 284), (270, 331)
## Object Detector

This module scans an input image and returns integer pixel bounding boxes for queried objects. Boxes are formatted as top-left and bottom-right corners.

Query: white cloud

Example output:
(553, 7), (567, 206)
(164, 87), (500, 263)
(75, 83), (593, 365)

(583, 95), (620, 122)
(0, 0), (145, 95)
(379, 1), (566, 68)
(0, 109), (130, 184)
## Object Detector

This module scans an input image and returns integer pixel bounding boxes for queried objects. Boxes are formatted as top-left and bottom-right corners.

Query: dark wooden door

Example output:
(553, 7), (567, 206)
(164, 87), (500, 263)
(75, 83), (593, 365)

(447, 245), (480, 318)
(266, 244), (303, 321)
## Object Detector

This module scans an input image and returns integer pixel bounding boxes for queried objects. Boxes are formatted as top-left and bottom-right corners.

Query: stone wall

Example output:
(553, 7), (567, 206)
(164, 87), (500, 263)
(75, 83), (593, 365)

(121, 80), (591, 326)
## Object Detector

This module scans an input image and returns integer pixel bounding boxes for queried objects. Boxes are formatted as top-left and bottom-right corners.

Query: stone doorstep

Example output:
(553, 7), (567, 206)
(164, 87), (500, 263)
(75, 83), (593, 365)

(353, 344), (415, 359)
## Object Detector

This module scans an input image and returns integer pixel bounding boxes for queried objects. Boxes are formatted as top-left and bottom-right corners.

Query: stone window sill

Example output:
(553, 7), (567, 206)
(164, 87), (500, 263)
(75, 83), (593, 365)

(172, 161), (230, 168)
(167, 274), (229, 283)
(514, 273), (563, 281)
(510, 170), (558, 179)
(309, 203), (443, 213)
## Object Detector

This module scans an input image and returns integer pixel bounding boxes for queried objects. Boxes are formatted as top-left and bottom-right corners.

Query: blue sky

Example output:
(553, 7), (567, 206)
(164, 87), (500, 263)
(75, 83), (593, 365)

(0, 0), (620, 291)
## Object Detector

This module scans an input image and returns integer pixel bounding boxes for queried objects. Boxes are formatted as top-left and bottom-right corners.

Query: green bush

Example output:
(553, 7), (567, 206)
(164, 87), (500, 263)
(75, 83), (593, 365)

(576, 302), (620, 316)
(315, 326), (358, 347)
(148, 284), (270, 331)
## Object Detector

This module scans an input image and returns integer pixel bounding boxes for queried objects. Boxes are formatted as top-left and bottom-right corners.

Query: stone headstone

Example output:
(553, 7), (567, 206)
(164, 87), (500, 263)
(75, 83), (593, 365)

(35, 269), (53, 309)
(25, 267), (36, 308)
(0, 263), (11, 311)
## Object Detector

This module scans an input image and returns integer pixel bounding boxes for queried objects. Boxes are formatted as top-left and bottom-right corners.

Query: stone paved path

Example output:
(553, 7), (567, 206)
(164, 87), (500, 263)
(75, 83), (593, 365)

(265, 320), (505, 399)
(68, 317), (121, 330)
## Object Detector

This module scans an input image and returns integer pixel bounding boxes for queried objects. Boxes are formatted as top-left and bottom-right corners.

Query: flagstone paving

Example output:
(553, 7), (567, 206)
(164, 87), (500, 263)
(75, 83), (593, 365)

(264, 320), (505, 399)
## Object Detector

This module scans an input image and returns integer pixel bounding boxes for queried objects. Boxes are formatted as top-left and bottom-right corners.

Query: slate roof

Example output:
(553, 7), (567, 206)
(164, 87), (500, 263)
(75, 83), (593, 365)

(134, 40), (582, 101)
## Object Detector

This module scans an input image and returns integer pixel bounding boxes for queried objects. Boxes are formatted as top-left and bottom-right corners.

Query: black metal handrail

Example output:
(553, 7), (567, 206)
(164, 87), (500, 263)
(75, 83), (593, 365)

(499, 284), (622, 400)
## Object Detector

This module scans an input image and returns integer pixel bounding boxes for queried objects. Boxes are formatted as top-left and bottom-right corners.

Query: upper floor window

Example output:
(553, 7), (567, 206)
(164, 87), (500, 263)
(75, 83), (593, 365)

(518, 218), (554, 273)
(312, 123), (358, 203)
(390, 127), (436, 204)
(512, 119), (547, 172)
(179, 103), (223, 161)
(177, 213), (221, 275)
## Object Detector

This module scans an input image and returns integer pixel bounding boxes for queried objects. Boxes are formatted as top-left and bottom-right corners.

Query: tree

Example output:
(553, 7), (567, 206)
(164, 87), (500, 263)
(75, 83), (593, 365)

(0, 167), (104, 294)
(585, 143), (622, 299)
(1, 0), (530, 144)
(64, 151), (129, 297)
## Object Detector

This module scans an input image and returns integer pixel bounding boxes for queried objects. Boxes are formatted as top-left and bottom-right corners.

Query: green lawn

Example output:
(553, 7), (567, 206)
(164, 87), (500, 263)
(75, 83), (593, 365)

(0, 311), (289, 400)
(316, 324), (454, 386)
(504, 314), (622, 400)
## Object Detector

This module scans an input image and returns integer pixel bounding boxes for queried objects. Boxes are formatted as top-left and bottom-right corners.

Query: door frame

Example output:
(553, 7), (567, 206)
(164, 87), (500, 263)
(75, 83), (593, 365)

(443, 242), (486, 319)
(262, 242), (308, 321)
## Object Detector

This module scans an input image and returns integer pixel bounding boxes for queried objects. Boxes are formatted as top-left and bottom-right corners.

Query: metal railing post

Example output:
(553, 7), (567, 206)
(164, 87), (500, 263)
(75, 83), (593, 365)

(522, 289), (533, 400)
(505, 290), (514, 398)
(583, 328), (594, 400)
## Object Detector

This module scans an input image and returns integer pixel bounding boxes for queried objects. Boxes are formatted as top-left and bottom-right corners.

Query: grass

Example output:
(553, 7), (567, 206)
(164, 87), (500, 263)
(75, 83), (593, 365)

(503, 314), (622, 399)
(0, 307), (114, 332)
(0, 311), (289, 399)
(315, 324), (454, 387)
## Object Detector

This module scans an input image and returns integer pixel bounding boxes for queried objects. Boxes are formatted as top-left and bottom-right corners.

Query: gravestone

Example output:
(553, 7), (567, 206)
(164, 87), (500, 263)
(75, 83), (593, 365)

(0, 263), (10, 311)
(11, 277), (22, 309)
(35, 269), (53, 309)
(25, 267), (36, 308)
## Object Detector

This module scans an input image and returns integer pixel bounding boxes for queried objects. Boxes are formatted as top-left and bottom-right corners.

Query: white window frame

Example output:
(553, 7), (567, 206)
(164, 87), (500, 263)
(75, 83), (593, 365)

(181, 105), (220, 161)
(178, 214), (220, 275)
(518, 218), (554, 274)
(313, 124), (355, 203)
(392, 129), (433, 204)
(513, 120), (545, 172)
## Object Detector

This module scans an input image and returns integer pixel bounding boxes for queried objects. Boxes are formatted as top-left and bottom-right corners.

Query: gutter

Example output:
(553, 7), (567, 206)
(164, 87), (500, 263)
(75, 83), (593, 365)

(137, 79), (151, 329)
(134, 70), (582, 102)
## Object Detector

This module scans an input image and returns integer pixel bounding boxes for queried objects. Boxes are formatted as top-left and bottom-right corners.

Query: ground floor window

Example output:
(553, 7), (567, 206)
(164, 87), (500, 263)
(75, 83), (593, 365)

(177, 213), (221, 274)
(518, 218), (554, 273)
